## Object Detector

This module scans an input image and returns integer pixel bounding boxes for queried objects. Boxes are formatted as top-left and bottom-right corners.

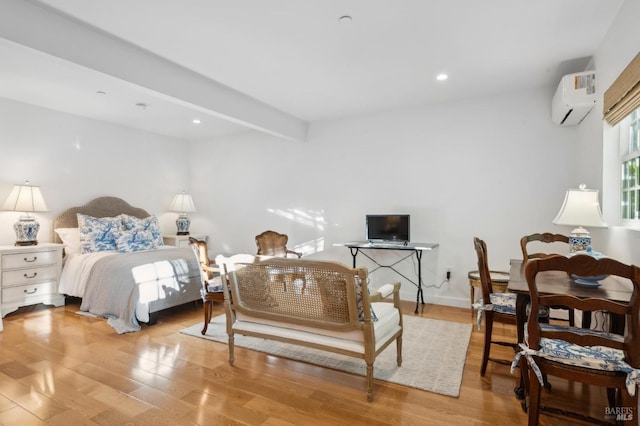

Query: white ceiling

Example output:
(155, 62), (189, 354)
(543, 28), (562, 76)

(0, 0), (625, 141)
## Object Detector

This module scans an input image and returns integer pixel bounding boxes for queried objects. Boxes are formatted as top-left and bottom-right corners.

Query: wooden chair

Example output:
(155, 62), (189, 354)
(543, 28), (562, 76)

(474, 237), (520, 376)
(519, 255), (640, 425)
(520, 233), (575, 326)
(255, 230), (302, 258)
(188, 237), (222, 335)
(520, 232), (570, 261)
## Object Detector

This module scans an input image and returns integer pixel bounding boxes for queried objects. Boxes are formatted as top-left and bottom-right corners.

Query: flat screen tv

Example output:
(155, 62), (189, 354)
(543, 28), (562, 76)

(366, 214), (410, 243)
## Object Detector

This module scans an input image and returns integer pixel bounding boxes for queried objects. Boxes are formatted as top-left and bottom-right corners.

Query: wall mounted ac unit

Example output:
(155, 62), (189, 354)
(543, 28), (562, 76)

(551, 71), (596, 126)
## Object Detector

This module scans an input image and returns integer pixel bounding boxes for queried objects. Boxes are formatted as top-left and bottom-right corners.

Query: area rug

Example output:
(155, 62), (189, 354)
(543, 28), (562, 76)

(180, 314), (472, 397)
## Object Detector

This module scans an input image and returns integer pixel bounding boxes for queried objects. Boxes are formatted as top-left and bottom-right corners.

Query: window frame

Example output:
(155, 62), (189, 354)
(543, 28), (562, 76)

(620, 108), (640, 225)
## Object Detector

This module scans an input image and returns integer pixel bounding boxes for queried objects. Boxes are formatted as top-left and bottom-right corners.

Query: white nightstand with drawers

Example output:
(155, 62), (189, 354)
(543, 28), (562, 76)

(0, 243), (65, 318)
(162, 234), (207, 248)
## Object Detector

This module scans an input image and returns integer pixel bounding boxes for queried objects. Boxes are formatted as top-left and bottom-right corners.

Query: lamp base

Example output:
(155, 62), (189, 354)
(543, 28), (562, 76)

(176, 214), (191, 236)
(14, 215), (40, 246)
(569, 226), (591, 253)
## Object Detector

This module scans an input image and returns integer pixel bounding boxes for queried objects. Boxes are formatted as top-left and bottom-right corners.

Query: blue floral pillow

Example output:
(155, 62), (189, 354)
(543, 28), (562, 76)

(114, 229), (157, 253)
(120, 214), (164, 247)
(77, 213), (122, 253)
(355, 277), (378, 322)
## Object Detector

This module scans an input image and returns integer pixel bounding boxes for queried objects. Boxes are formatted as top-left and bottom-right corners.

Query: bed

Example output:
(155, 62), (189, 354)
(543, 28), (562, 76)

(54, 197), (202, 333)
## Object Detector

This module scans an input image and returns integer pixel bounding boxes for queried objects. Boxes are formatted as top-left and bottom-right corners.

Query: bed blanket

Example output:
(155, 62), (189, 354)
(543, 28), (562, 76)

(80, 247), (200, 333)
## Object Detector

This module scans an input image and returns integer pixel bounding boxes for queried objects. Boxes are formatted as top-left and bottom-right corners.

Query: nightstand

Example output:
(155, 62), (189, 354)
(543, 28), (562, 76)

(162, 234), (207, 248)
(1, 243), (65, 317)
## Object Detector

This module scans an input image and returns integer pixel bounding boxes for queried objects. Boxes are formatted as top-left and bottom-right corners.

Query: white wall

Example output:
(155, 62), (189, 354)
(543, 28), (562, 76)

(6, 0), (637, 307)
(578, 0), (640, 265)
(191, 87), (579, 306)
(0, 97), (191, 244)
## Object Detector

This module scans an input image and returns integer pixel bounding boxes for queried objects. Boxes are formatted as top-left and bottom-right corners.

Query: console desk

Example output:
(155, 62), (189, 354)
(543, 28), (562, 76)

(334, 241), (439, 313)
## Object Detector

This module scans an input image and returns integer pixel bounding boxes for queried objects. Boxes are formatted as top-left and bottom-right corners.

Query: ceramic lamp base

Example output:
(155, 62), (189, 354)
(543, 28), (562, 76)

(176, 214), (191, 235)
(569, 226), (591, 253)
(14, 215), (40, 246)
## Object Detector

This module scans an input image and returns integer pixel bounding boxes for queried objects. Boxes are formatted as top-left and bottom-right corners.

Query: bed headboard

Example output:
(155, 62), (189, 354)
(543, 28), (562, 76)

(52, 196), (151, 243)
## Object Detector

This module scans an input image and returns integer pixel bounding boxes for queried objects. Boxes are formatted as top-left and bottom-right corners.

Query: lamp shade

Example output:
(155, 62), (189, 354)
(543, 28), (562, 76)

(553, 185), (607, 253)
(2, 183), (48, 213)
(552, 186), (607, 228)
(169, 193), (196, 213)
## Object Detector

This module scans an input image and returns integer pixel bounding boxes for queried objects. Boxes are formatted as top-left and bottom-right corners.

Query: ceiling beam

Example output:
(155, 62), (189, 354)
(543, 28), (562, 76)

(0, 0), (308, 141)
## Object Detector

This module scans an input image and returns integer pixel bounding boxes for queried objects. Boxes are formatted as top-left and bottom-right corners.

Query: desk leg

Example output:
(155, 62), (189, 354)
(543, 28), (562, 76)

(514, 293), (528, 400)
(349, 248), (359, 268)
(414, 250), (425, 313)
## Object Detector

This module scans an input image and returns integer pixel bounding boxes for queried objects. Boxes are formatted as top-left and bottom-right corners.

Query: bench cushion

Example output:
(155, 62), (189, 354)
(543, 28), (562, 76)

(233, 302), (401, 353)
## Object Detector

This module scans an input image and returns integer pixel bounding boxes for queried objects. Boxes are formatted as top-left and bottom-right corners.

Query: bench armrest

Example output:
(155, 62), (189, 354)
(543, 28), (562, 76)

(202, 264), (220, 274)
(369, 282), (400, 302)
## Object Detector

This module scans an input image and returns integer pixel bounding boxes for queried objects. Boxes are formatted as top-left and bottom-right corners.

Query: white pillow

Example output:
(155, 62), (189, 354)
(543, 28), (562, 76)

(54, 228), (81, 255)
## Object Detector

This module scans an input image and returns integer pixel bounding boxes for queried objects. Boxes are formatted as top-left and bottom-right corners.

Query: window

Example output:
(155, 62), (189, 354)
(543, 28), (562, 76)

(621, 108), (640, 222)
(605, 52), (640, 225)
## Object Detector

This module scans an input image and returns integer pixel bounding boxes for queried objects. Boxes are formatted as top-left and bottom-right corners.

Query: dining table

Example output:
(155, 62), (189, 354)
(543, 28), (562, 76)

(506, 257), (634, 398)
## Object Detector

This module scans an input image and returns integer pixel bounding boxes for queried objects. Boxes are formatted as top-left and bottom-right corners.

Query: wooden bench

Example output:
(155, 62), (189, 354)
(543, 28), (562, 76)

(216, 254), (403, 401)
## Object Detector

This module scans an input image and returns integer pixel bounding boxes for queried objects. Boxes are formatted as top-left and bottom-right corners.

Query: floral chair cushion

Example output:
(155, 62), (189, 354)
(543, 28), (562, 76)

(473, 292), (517, 329)
(473, 293), (549, 330)
(511, 336), (640, 396)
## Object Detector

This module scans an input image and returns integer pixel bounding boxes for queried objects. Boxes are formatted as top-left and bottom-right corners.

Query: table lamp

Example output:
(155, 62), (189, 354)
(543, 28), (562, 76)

(169, 192), (196, 235)
(2, 181), (49, 246)
(552, 184), (607, 252)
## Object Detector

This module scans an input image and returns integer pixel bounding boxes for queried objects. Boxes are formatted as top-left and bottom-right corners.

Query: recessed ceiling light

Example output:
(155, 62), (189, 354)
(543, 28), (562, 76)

(436, 73), (448, 81)
(339, 15), (352, 23)
(192, 119), (201, 124)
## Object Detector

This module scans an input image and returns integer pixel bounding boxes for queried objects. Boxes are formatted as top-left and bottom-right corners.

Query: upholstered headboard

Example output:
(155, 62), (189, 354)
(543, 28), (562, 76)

(52, 196), (150, 243)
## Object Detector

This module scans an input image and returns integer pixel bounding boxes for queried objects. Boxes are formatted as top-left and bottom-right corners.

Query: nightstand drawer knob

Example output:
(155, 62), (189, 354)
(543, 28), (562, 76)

(24, 256), (38, 263)
(23, 272), (38, 279)
(23, 288), (38, 295)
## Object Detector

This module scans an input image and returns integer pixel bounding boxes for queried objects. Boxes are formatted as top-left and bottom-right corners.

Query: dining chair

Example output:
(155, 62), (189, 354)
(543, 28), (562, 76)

(473, 237), (521, 376)
(520, 232), (575, 327)
(188, 237), (223, 335)
(255, 230), (302, 258)
(515, 254), (640, 425)
(520, 232), (570, 261)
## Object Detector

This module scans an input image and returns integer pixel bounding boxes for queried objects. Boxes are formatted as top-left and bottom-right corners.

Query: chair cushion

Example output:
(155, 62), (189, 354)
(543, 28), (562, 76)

(206, 276), (223, 292)
(512, 335), (640, 395)
(537, 337), (626, 368)
(474, 293), (549, 329)
(489, 292), (516, 314)
(473, 292), (515, 329)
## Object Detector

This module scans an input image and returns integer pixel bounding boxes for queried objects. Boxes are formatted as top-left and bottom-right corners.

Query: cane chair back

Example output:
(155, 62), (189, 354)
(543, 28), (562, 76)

(255, 230), (302, 258)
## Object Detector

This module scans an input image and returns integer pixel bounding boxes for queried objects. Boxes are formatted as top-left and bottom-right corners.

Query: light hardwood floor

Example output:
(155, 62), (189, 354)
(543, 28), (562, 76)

(0, 300), (609, 425)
